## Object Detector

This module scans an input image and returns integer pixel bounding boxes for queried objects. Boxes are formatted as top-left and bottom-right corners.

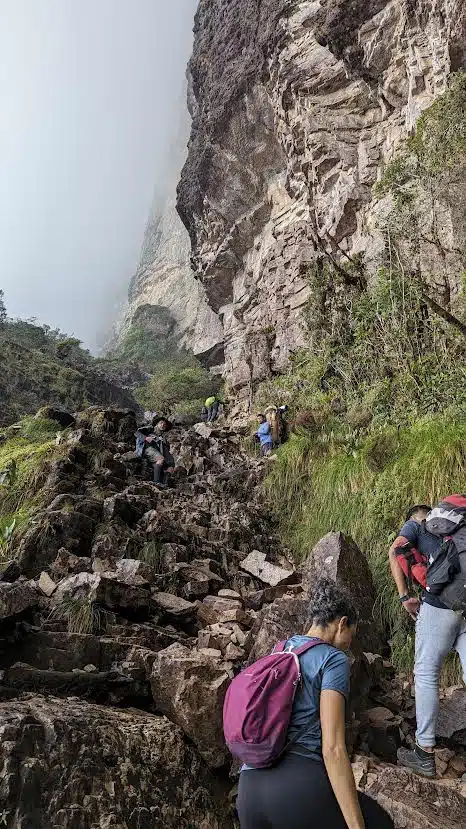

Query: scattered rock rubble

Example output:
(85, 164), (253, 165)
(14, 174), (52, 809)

(0, 407), (464, 827)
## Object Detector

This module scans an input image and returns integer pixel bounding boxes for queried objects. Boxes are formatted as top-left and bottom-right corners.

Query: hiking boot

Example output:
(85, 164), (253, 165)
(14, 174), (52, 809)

(397, 744), (436, 778)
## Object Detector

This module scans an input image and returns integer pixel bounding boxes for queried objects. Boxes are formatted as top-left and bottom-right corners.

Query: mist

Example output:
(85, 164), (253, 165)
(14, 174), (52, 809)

(0, 0), (198, 350)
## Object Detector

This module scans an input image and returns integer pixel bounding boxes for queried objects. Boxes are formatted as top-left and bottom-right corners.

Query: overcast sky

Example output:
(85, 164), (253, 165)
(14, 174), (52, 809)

(0, 0), (197, 349)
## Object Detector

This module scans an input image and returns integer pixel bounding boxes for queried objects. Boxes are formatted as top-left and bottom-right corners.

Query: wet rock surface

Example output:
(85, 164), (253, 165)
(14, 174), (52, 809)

(0, 406), (464, 826)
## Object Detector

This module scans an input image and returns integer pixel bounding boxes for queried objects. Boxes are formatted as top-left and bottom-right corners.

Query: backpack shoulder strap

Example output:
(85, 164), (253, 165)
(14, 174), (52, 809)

(273, 638), (324, 656)
(293, 638), (325, 656)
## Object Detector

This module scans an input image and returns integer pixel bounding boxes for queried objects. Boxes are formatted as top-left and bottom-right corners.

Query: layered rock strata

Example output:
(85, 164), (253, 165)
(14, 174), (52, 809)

(178, 0), (466, 403)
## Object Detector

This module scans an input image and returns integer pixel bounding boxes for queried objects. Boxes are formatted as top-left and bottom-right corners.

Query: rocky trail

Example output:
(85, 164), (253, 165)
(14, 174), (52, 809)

(0, 407), (464, 828)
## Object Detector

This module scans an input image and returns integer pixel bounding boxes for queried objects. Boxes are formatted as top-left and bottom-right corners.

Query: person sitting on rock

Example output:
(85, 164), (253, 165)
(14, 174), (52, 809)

(256, 414), (273, 456)
(204, 394), (224, 422)
(237, 578), (394, 829)
(389, 504), (466, 778)
(135, 416), (175, 488)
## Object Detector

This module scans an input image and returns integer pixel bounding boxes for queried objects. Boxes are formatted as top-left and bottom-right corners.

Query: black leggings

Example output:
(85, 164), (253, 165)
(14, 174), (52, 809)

(237, 754), (394, 829)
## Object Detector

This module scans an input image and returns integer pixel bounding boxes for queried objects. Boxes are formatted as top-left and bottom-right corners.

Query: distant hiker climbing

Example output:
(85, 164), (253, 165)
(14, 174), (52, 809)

(264, 405), (280, 445)
(264, 404), (289, 446)
(135, 416), (175, 488)
(204, 394), (224, 422)
(278, 404), (289, 444)
(256, 413), (273, 456)
(389, 500), (466, 778)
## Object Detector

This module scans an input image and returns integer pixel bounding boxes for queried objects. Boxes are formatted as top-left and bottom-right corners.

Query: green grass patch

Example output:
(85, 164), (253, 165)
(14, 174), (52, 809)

(264, 415), (466, 680)
(0, 417), (65, 559)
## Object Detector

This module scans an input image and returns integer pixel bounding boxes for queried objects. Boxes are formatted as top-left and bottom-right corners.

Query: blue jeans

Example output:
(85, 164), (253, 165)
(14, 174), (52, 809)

(414, 601), (466, 747)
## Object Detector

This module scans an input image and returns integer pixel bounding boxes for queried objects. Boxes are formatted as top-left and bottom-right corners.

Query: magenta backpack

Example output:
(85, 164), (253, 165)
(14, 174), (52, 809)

(223, 638), (323, 767)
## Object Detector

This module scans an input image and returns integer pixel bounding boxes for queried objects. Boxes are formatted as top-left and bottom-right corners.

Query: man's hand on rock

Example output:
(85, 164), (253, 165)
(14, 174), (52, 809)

(402, 597), (420, 620)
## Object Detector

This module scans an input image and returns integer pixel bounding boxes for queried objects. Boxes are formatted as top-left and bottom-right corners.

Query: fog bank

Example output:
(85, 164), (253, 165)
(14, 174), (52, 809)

(0, 0), (197, 349)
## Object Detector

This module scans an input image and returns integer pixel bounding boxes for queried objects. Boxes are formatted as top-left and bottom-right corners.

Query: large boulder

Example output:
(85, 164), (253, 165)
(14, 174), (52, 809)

(50, 548), (92, 578)
(197, 595), (254, 628)
(0, 695), (233, 828)
(46, 494), (103, 522)
(35, 407), (76, 428)
(247, 596), (309, 661)
(149, 643), (230, 768)
(52, 571), (151, 618)
(170, 561), (224, 600)
(437, 688), (466, 748)
(74, 407), (137, 442)
(240, 549), (295, 587)
(363, 764), (465, 829)
(0, 559), (21, 583)
(91, 517), (137, 559)
(103, 490), (156, 526)
(17, 509), (97, 577)
(360, 707), (402, 763)
(151, 592), (197, 624)
(0, 582), (37, 620)
(301, 532), (382, 653)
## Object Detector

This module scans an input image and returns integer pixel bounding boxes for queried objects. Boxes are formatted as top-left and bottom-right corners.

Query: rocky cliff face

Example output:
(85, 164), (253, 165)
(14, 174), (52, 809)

(121, 174), (224, 367)
(178, 0), (466, 405)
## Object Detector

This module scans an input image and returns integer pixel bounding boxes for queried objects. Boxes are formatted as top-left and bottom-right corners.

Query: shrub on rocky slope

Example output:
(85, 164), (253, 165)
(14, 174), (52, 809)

(100, 304), (221, 416)
(0, 313), (139, 427)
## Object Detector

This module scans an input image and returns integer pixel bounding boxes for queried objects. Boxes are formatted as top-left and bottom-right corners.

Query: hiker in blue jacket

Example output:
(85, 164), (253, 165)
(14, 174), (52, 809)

(256, 414), (273, 456)
(237, 579), (393, 829)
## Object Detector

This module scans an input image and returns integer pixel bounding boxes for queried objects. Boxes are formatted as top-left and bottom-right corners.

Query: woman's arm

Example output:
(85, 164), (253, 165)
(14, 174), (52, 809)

(321, 689), (365, 829)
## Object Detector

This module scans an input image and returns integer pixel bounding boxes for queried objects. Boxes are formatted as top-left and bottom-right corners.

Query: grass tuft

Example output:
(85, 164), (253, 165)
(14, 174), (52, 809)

(137, 540), (165, 573)
(51, 596), (103, 635)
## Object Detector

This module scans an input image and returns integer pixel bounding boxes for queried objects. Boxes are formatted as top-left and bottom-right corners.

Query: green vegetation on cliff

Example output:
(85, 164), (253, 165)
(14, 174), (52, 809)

(0, 416), (64, 560)
(102, 304), (220, 415)
(0, 302), (137, 427)
(259, 75), (466, 679)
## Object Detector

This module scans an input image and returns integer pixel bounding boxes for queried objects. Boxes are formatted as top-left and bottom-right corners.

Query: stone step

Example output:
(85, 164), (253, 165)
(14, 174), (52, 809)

(2, 662), (151, 706)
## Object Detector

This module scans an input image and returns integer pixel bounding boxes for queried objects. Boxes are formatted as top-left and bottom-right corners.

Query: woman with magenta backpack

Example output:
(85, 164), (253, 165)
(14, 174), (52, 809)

(224, 579), (393, 829)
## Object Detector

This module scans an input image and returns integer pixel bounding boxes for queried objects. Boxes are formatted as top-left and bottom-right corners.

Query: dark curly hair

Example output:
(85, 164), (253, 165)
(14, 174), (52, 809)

(308, 578), (358, 628)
